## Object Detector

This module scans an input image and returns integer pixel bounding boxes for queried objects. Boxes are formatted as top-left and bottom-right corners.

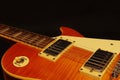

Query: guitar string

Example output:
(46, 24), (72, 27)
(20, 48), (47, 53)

(76, 43), (120, 74)
(0, 25), (120, 76)
(0, 25), (119, 65)
(0, 25), (53, 48)
(0, 25), (119, 58)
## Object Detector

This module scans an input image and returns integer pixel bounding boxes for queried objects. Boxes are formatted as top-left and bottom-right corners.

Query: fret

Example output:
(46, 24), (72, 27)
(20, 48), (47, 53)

(38, 39), (54, 47)
(21, 33), (33, 40)
(27, 35), (40, 43)
(14, 31), (30, 40)
(12, 32), (23, 38)
(0, 26), (22, 38)
(0, 24), (54, 48)
(34, 38), (47, 46)
(32, 35), (46, 43)
(0, 26), (10, 34)
(2, 28), (16, 35)
(14, 30), (54, 48)
(22, 34), (38, 43)
(41, 37), (54, 46)
(32, 36), (53, 48)
(9, 29), (22, 36)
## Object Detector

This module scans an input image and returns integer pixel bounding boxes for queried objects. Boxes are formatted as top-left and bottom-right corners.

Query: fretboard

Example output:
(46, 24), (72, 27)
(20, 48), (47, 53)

(0, 24), (54, 48)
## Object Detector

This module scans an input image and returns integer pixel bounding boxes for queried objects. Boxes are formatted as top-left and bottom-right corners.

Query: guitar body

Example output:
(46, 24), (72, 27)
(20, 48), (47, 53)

(1, 26), (85, 80)
(1, 25), (120, 80)
(2, 41), (90, 80)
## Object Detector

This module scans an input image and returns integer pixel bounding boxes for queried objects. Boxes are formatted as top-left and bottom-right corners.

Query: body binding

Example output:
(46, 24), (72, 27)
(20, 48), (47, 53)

(1, 26), (120, 80)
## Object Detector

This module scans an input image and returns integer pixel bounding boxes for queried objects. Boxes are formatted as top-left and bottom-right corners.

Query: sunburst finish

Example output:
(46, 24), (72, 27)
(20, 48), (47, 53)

(1, 24), (120, 80)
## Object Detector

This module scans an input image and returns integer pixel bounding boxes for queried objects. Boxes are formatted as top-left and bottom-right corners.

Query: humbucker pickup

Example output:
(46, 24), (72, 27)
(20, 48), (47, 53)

(43, 39), (72, 56)
(80, 49), (115, 80)
(84, 49), (114, 72)
(39, 39), (72, 61)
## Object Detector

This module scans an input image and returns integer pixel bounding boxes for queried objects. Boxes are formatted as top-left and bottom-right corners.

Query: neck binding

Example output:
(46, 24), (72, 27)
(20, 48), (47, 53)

(0, 24), (54, 48)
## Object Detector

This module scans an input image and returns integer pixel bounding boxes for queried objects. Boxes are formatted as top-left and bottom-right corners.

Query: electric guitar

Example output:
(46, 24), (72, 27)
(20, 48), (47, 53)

(1, 24), (120, 80)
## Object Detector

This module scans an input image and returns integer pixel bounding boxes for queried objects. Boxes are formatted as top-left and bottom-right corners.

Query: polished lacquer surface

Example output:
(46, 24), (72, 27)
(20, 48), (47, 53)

(1, 24), (120, 80)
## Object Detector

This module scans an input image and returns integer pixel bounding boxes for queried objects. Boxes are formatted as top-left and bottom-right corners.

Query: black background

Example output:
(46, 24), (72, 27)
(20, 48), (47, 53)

(0, 1), (120, 39)
(0, 1), (120, 79)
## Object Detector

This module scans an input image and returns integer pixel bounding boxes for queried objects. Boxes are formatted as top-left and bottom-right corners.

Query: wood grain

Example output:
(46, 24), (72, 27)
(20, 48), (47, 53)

(1, 42), (92, 80)
(2, 42), (120, 80)
(1, 25), (120, 80)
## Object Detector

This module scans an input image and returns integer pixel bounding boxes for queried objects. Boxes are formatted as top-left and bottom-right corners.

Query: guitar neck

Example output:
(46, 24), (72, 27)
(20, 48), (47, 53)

(0, 24), (54, 48)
